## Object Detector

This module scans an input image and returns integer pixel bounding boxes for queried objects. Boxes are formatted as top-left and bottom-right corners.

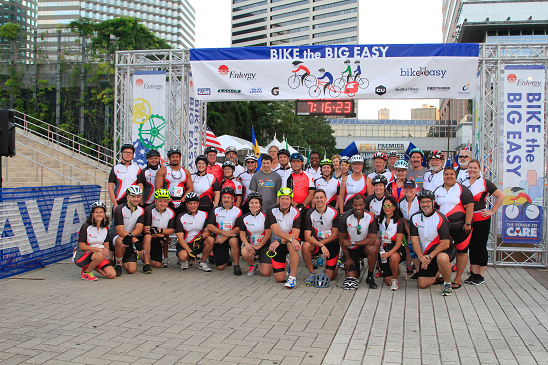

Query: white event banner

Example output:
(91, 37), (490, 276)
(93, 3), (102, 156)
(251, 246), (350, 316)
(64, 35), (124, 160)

(131, 71), (167, 163)
(189, 44), (479, 101)
(501, 65), (545, 244)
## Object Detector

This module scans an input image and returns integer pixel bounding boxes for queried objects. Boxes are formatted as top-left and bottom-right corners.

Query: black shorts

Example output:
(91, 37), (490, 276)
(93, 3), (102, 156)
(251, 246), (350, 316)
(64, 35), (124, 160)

(176, 237), (204, 256)
(379, 245), (406, 278)
(251, 245), (271, 264)
(346, 246), (366, 276)
(110, 235), (137, 263)
(417, 245), (456, 278)
(450, 228), (472, 254)
(212, 239), (232, 267)
(150, 237), (167, 263)
(271, 242), (289, 273)
(309, 240), (340, 270)
(74, 251), (112, 270)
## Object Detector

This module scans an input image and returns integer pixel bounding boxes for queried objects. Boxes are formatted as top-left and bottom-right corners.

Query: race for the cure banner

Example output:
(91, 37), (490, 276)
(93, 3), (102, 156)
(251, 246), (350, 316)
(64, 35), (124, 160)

(189, 44), (479, 101)
(501, 65), (545, 244)
(131, 71), (166, 165)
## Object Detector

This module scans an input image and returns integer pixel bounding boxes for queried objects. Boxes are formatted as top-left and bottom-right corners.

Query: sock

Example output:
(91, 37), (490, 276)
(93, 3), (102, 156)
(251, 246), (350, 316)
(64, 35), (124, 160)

(115, 257), (123, 265)
(289, 276), (296, 280)
(368, 271), (374, 278)
(444, 282), (451, 286)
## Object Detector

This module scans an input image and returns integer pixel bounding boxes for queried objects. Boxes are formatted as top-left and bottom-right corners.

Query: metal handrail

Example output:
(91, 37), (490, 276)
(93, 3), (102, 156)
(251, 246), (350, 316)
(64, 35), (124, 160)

(13, 111), (115, 167)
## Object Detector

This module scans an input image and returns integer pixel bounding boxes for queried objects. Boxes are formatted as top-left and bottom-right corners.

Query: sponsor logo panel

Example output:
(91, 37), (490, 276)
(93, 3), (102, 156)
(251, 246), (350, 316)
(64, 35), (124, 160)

(197, 88), (211, 95)
(218, 89), (241, 94)
(375, 85), (386, 96)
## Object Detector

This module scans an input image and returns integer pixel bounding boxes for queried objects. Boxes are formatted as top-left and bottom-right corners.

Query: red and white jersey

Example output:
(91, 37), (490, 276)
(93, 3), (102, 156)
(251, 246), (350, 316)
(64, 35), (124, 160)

(143, 204), (176, 229)
(409, 210), (451, 254)
(338, 210), (378, 249)
(285, 171), (314, 205)
(208, 205), (242, 234)
(276, 165), (292, 183)
(378, 217), (405, 248)
(462, 177), (498, 222)
(221, 177), (243, 196)
(206, 162), (224, 184)
(175, 210), (208, 243)
(113, 203), (145, 232)
(237, 211), (269, 243)
(314, 176), (340, 207)
(364, 194), (386, 216)
(399, 196), (420, 222)
(344, 174), (367, 207)
(234, 164), (245, 177)
(305, 166), (322, 182)
(137, 166), (159, 205)
(77, 223), (109, 248)
(367, 169), (394, 184)
(387, 180), (406, 201)
(108, 163), (141, 203)
(266, 204), (301, 234)
(423, 169), (444, 192)
(434, 183), (474, 225)
(163, 166), (188, 192)
(303, 206), (340, 241)
(192, 173), (220, 207)
(238, 170), (256, 204)
(455, 166), (470, 184)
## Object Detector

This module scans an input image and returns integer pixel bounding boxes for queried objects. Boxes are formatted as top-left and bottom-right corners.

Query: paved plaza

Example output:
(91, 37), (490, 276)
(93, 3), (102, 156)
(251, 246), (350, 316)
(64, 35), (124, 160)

(1, 259), (548, 364)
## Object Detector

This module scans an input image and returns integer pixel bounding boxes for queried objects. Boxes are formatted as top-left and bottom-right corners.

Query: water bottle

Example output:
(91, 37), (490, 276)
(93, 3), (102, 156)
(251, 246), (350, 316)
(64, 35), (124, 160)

(250, 234), (255, 245)
(379, 230), (387, 264)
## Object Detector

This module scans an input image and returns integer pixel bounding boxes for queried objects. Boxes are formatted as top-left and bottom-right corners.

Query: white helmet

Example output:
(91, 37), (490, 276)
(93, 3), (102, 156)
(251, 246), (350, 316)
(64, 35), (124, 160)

(349, 154), (364, 164)
(126, 185), (143, 196)
(245, 153), (258, 162)
(394, 160), (409, 169)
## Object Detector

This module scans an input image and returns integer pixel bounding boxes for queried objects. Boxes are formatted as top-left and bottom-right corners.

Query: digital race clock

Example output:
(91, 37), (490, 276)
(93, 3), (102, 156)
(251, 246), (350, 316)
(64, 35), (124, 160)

(295, 100), (356, 117)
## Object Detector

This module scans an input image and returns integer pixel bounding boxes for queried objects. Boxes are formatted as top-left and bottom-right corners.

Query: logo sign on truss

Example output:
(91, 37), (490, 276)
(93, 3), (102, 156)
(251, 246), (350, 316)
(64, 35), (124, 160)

(189, 43), (479, 101)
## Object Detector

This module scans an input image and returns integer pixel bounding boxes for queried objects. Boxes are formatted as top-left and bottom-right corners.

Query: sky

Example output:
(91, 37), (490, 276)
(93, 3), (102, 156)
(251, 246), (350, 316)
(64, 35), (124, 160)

(188, 0), (442, 119)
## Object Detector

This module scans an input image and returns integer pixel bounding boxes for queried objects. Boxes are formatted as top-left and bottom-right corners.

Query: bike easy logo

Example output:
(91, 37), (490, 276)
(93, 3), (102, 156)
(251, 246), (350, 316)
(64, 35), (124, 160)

(218, 89), (241, 93)
(375, 85), (386, 96)
(507, 74), (517, 83)
(248, 88), (263, 94)
(218, 65), (229, 76)
(400, 67), (447, 78)
(197, 88), (211, 95)
(271, 87), (279, 96)
(507, 73), (543, 87)
(136, 79), (144, 87)
(218, 65), (256, 80)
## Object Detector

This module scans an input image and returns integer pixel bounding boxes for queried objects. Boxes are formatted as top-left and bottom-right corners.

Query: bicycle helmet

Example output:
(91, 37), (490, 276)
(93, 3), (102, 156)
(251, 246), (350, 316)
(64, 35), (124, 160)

(225, 146), (237, 154)
(185, 192), (200, 202)
(195, 154), (208, 165)
(371, 174), (388, 186)
(292, 60), (303, 65)
(340, 156), (351, 165)
(319, 68), (325, 73)
(342, 277), (359, 290)
(313, 273), (330, 288)
(90, 201), (107, 212)
(277, 187), (294, 199)
(403, 178), (416, 188)
(354, 60), (360, 64)
(418, 189), (436, 201)
(278, 148), (291, 157)
(120, 143), (135, 153)
(289, 153), (304, 162)
(247, 191), (262, 204)
(245, 153), (258, 162)
(320, 159), (333, 167)
(349, 154), (364, 164)
(146, 149), (160, 159)
(127, 185), (143, 196)
(387, 151), (399, 158)
(222, 161), (235, 170)
(429, 150), (444, 160)
(344, 59), (350, 64)
(154, 189), (171, 200)
(372, 152), (387, 161)
(409, 148), (424, 158)
(167, 147), (181, 157)
(394, 160), (409, 169)
(204, 146), (218, 154)
(220, 186), (236, 197)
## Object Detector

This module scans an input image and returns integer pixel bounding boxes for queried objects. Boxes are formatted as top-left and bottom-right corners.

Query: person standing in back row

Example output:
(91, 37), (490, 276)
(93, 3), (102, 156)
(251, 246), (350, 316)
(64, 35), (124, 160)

(407, 148), (428, 192)
(249, 155), (282, 210)
(108, 143), (141, 210)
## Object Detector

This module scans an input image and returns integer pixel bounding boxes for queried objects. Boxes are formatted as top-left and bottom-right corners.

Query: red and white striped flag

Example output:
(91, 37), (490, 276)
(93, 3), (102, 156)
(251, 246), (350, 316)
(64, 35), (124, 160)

(206, 127), (224, 153)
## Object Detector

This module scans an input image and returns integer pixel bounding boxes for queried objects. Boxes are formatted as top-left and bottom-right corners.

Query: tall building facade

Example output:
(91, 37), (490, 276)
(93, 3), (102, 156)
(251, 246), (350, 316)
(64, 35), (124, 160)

(0, 0), (38, 60)
(37, 0), (195, 49)
(231, 0), (359, 47)
(411, 104), (438, 120)
(378, 108), (389, 119)
(440, 0), (548, 121)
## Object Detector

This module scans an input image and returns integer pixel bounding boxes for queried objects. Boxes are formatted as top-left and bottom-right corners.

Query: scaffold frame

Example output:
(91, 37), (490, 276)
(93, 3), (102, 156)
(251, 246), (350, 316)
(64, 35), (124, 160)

(477, 43), (548, 267)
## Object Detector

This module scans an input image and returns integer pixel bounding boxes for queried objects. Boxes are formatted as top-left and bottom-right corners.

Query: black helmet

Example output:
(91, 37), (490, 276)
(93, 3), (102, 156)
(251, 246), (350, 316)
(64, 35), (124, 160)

(278, 148), (291, 157)
(247, 191), (262, 204)
(371, 174), (388, 186)
(167, 147), (181, 157)
(222, 161), (236, 170)
(185, 192), (200, 202)
(220, 186), (236, 197)
(120, 143), (134, 153)
(195, 154), (208, 165)
(205, 146), (218, 154)
(313, 273), (330, 288)
(418, 189), (436, 201)
(146, 149), (160, 159)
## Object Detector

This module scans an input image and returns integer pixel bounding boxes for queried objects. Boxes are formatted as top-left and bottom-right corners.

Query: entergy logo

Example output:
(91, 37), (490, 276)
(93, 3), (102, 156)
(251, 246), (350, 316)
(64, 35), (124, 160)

(218, 65), (229, 76)
(136, 79), (144, 87)
(507, 74), (517, 83)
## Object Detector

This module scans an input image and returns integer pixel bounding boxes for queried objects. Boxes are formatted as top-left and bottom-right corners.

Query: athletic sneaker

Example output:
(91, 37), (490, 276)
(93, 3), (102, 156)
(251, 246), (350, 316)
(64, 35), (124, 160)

(442, 283), (453, 296)
(316, 257), (324, 267)
(406, 265), (414, 275)
(81, 271), (97, 281)
(247, 264), (257, 276)
(305, 272), (316, 286)
(390, 279), (399, 291)
(472, 274), (485, 285)
(285, 276), (296, 289)
(199, 261), (212, 272)
(365, 276), (378, 289)
(162, 257), (169, 268)
(115, 265), (123, 277)
(180, 260), (189, 270)
(143, 264), (152, 274)
(464, 274), (475, 284)
(234, 265), (242, 276)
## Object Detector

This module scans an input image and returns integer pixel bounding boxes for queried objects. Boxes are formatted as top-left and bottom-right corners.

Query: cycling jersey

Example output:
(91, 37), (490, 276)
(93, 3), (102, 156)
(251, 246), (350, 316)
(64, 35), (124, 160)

(303, 206), (339, 241)
(175, 210), (208, 243)
(338, 209), (378, 249)
(462, 177), (497, 222)
(367, 169), (394, 184)
(73, 223), (111, 268)
(398, 196), (420, 222)
(319, 72), (334, 84)
(343, 174), (367, 208)
(113, 203), (145, 232)
(293, 65), (310, 74)
(354, 65), (361, 74)
(207, 205), (242, 235)
(378, 217), (405, 249)
(238, 170), (256, 204)
(305, 166), (322, 182)
(433, 183), (474, 227)
(143, 205), (176, 230)
(407, 167), (428, 191)
(271, 162), (280, 171)
(455, 166), (470, 184)
(423, 169), (444, 191)
(206, 162), (224, 184)
(221, 177), (243, 197)
(137, 166), (160, 205)
(234, 164), (245, 177)
(285, 171), (314, 205)
(364, 194), (386, 216)
(314, 176), (340, 207)
(275, 165), (292, 183)
(266, 204), (301, 235)
(108, 163), (141, 203)
(409, 210), (451, 255)
(163, 165), (188, 192)
(192, 173), (221, 208)
(387, 180), (405, 201)
(237, 211), (268, 243)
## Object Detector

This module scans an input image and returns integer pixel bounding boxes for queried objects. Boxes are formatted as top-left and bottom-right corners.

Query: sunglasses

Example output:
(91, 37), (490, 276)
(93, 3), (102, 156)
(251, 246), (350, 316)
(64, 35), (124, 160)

(458, 155), (470, 158)
(356, 225), (361, 235)
(246, 161), (255, 164)
(383, 204), (394, 209)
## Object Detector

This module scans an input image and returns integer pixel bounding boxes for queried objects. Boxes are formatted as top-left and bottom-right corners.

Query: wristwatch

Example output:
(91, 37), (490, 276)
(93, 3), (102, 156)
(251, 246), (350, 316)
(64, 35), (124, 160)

(465, 223), (471, 226)
(426, 254), (432, 260)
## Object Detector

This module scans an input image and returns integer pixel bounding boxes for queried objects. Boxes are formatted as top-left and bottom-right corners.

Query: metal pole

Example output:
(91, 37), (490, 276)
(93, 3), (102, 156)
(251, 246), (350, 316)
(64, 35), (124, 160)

(105, 50), (110, 133)
(80, 34), (86, 134)
(56, 31), (61, 129)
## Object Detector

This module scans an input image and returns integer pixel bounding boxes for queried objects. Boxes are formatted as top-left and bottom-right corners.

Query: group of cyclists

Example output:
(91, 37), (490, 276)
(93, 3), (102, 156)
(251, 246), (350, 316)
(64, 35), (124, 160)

(75, 142), (503, 296)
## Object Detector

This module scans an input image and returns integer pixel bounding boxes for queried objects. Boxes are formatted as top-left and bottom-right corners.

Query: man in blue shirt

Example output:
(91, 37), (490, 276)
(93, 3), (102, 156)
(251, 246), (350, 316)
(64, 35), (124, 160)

(318, 68), (334, 95)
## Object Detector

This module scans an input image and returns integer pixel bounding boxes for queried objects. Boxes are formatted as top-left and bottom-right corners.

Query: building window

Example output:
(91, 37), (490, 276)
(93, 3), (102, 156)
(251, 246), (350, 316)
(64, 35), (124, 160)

(233, 8), (267, 20)
(313, 0), (356, 12)
(270, 34), (309, 45)
(233, 17), (266, 28)
(313, 36), (356, 45)
(313, 26), (356, 38)
(271, 25), (308, 37)
(271, 0), (309, 12)
(233, 0), (266, 12)
(232, 34), (267, 44)
(233, 0), (249, 3)
(271, 17), (308, 28)
(313, 17), (356, 29)
(233, 25), (266, 36)
(270, 8), (309, 20)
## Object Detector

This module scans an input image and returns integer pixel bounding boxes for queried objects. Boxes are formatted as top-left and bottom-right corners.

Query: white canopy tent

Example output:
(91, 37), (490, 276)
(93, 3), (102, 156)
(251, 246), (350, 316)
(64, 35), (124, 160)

(265, 134), (298, 154)
(216, 135), (268, 157)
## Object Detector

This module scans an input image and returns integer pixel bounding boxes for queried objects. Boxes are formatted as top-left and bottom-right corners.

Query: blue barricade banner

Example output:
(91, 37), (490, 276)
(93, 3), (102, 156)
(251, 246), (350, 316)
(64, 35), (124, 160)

(0, 185), (101, 279)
